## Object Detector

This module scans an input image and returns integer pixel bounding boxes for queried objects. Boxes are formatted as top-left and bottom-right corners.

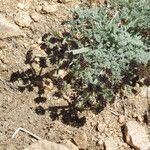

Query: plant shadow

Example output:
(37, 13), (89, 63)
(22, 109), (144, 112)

(9, 32), (150, 127)
(9, 32), (88, 127)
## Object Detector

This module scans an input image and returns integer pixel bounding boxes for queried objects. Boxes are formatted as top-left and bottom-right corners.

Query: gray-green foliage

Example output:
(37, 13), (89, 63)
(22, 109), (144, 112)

(61, 0), (150, 108)
(43, 0), (150, 109)
(110, 0), (150, 44)
(68, 0), (150, 86)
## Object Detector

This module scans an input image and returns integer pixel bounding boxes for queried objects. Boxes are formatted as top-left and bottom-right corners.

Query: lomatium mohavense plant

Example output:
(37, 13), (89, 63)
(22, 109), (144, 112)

(43, 0), (150, 110)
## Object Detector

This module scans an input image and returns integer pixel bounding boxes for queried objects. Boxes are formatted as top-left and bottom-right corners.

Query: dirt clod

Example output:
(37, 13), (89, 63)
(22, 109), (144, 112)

(124, 121), (150, 150)
(63, 140), (79, 150)
(118, 115), (126, 124)
(14, 11), (32, 27)
(96, 123), (106, 133)
(42, 2), (58, 14)
(104, 137), (119, 150)
(30, 12), (40, 22)
(73, 130), (87, 149)
(0, 14), (23, 39)
(24, 140), (70, 150)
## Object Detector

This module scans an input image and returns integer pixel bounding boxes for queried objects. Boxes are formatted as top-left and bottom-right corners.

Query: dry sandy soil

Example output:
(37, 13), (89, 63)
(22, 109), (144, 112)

(0, 0), (150, 150)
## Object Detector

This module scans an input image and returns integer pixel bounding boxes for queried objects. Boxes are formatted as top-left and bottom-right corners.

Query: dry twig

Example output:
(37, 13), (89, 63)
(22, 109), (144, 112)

(12, 127), (41, 140)
(108, 108), (120, 116)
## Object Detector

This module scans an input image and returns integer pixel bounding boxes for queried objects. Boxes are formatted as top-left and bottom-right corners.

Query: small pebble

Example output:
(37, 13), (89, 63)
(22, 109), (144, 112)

(118, 115), (126, 124)
(15, 11), (32, 27)
(96, 140), (104, 146)
(96, 123), (106, 133)
(17, 3), (25, 9)
(30, 12), (40, 22)
(42, 2), (58, 13)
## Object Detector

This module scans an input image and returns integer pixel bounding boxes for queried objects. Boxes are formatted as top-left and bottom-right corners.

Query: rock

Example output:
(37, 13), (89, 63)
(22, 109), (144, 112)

(30, 12), (40, 22)
(17, 2), (30, 10)
(132, 113), (138, 118)
(96, 140), (104, 147)
(118, 115), (126, 124)
(15, 11), (32, 27)
(104, 137), (118, 150)
(124, 121), (150, 150)
(96, 123), (106, 133)
(73, 130), (87, 149)
(0, 14), (23, 39)
(17, 3), (25, 9)
(37, 37), (43, 44)
(42, 2), (58, 13)
(24, 140), (70, 150)
(63, 140), (79, 150)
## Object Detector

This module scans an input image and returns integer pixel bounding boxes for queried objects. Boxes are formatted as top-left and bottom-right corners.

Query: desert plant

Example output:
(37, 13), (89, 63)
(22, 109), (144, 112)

(40, 0), (150, 110)
(61, 0), (150, 109)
